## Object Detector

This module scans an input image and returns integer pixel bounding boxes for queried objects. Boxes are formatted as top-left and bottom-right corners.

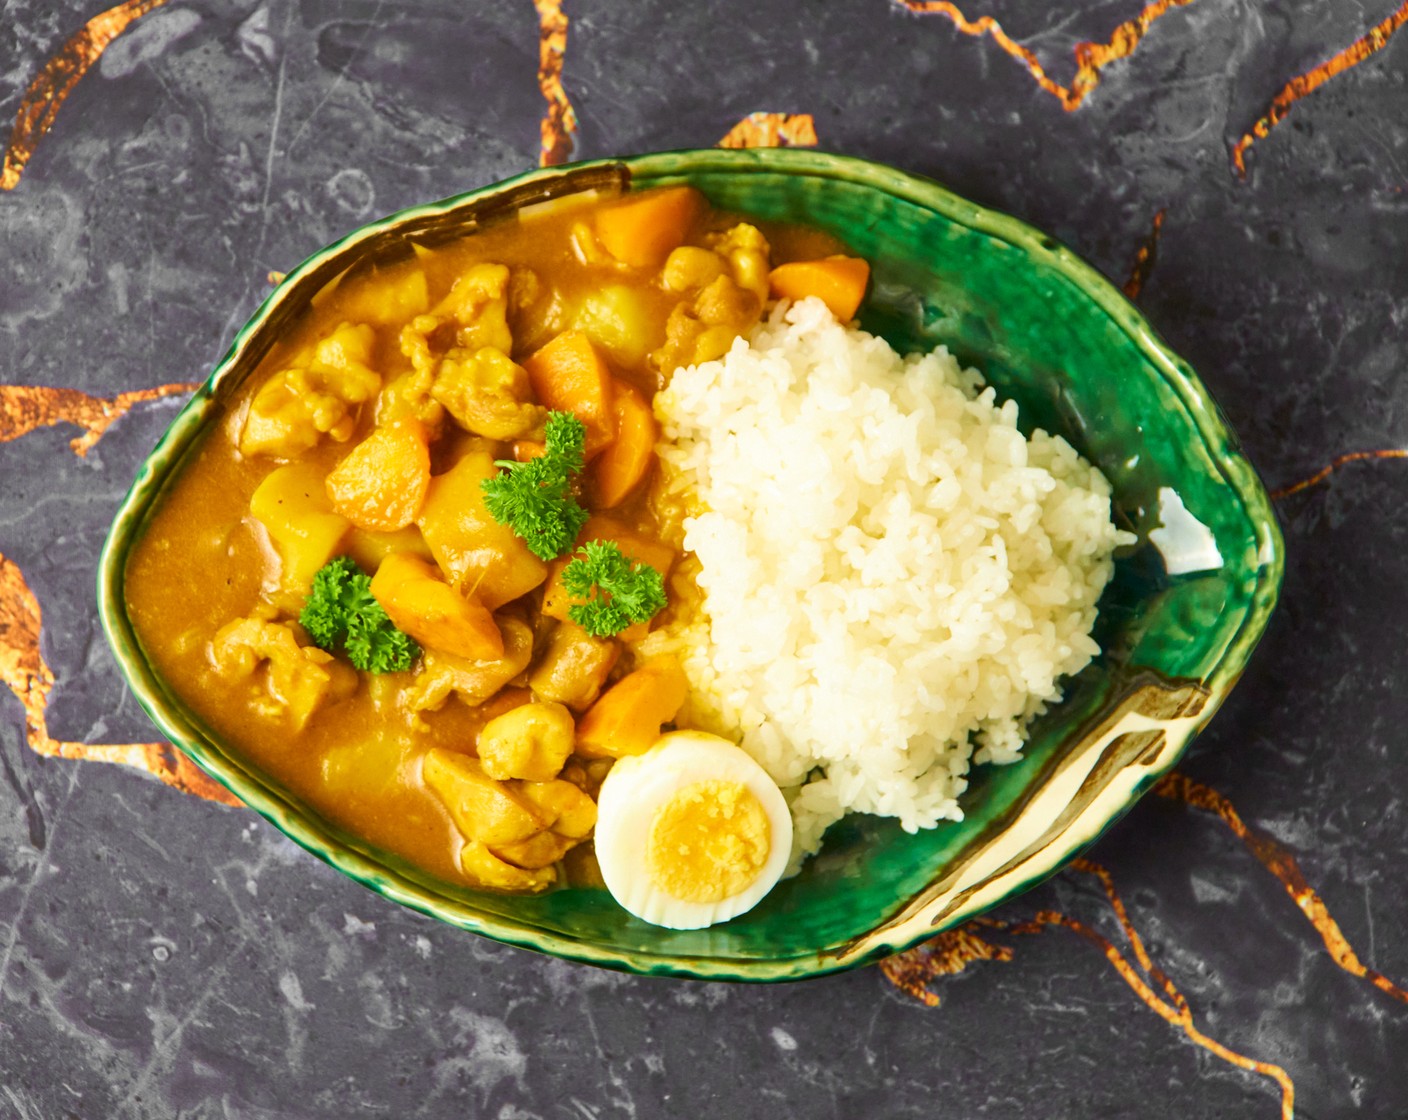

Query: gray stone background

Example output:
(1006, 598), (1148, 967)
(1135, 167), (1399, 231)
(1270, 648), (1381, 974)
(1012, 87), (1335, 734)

(2, 0), (1407, 1116)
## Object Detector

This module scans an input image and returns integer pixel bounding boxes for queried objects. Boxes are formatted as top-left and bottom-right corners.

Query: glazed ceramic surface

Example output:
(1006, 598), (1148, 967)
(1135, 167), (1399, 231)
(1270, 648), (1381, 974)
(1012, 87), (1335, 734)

(98, 149), (1282, 980)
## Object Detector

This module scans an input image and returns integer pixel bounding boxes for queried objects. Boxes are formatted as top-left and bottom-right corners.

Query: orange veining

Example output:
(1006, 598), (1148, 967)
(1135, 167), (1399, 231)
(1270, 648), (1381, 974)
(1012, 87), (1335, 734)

(882, 858), (1295, 1117)
(878, 923), (1012, 1006)
(0, 382), (199, 457)
(1155, 772), (1408, 1004)
(716, 113), (819, 149)
(1, 0), (172, 191)
(1122, 208), (1166, 300)
(534, 0), (577, 166)
(0, 552), (238, 805)
(894, 0), (1197, 111)
(1231, 2), (1408, 177)
(1269, 448), (1408, 500)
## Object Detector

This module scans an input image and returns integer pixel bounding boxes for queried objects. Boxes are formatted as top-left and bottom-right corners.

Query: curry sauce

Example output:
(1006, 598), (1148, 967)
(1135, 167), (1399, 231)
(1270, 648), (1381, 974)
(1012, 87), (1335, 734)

(125, 186), (850, 890)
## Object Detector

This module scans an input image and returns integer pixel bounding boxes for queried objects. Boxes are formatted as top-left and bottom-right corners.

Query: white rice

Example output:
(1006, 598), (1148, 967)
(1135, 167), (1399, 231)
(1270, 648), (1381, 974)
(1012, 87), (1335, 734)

(646, 297), (1133, 866)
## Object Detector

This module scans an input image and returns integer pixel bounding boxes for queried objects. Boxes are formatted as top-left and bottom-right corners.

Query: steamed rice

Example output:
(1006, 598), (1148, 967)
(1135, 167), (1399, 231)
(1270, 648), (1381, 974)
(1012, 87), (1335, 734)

(646, 297), (1133, 864)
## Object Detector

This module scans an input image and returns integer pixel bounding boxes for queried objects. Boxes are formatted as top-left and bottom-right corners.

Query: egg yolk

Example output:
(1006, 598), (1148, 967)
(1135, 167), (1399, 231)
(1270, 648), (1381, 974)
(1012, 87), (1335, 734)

(645, 780), (771, 903)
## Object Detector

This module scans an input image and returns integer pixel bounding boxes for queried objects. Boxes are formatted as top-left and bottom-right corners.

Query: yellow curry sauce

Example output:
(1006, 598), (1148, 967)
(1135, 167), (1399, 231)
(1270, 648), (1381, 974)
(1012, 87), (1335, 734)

(125, 187), (850, 891)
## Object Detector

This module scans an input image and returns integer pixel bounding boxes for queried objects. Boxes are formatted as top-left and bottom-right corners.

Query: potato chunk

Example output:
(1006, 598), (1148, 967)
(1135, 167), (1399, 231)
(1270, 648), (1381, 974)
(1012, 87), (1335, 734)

(491, 832), (576, 871)
(572, 285), (661, 370)
(416, 450), (548, 609)
(334, 268), (430, 326)
(210, 617), (355, 730)
(248, 462), (351, 596)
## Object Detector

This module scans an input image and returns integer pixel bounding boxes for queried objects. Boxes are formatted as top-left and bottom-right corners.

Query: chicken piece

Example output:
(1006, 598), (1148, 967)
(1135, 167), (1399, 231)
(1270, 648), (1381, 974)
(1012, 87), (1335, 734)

(376, 365), (447, 434)
(507, 267), (568, 357)
(422, 749), (548, 845)
(434, 262), (514, 353)
(430, 347), (546, 440)
(706, 222), (771, 302)
(460, 840), (556, 891)
(399, 313), (447, 380)
(396, 261), (515, 395)
(423, 749), (595, 880)
(477, 701), (575, 782)
(662, 246), (727, 294)
(650, 275), (758, 372)
(209, 617), (356, 730)
(487, 780), (596, 869)
(404, 615), (534, 713)
(650, 224), (773, 374)
(491, 832), (576, 871)
(527, 622), (620, 711)
(520, 778), (597, 839)
(240, 322), (382, 458)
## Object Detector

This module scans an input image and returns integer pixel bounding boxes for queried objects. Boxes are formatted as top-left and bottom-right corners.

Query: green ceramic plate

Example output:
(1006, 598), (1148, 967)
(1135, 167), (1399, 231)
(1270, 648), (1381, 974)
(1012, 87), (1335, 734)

(98, 149), (1283, 981)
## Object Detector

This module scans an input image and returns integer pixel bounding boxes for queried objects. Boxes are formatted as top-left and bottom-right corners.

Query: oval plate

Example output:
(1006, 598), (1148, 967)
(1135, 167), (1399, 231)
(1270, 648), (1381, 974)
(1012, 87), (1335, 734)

(98, 149), (1283, 981)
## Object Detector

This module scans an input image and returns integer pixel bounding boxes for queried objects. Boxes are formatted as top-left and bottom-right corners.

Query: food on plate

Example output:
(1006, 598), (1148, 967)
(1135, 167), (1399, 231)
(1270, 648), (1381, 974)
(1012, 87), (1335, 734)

(124, 182), (1129, 929)
(593, 731), (792, 929)
(647, 297), (1135, 864)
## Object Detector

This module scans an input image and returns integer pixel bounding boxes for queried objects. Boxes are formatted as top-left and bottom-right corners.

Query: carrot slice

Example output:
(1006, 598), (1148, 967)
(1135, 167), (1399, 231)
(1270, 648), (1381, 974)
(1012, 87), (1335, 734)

(575, 656), (690, 759)
(767, 255), (871, 321)
(369, 552), (503, 660)
(586, 382), (658, 509)
(521, 330), (617, 458)
(325, 420), (431, 531)
(594, 186), (704, 269)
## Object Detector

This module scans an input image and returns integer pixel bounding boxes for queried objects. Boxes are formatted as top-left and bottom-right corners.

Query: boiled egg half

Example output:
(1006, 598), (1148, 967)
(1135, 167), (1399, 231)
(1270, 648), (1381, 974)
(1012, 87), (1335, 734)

(594, 730), (793, 929)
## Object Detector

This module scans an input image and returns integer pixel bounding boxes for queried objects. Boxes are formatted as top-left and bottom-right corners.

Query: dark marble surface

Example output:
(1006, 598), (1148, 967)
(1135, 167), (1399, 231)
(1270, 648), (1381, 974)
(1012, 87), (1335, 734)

(2, 1), (1407, 1116)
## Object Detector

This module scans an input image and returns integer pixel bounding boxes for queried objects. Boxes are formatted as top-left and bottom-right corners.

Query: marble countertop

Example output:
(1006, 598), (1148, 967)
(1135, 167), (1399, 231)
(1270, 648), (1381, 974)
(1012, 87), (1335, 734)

(3, 1), (1407, 1116)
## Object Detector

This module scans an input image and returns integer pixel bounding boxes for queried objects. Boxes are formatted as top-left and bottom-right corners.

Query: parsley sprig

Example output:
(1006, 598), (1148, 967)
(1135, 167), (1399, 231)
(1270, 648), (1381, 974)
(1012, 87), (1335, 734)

(299, 556), (420, 673)
(561, 540), (667, 638)
(480, 412), (590, 561)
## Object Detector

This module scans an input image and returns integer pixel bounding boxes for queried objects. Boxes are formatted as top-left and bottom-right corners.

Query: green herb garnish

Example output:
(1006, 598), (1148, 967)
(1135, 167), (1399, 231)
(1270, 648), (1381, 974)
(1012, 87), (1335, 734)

(561, 540), (668, 638)
(299, 556), (419, 673)
(480, 411), (590, 561)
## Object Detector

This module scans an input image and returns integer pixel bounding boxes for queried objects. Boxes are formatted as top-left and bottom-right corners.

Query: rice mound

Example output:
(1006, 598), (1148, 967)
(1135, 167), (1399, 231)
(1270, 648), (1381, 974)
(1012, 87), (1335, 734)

(648, 297), (1132, 864)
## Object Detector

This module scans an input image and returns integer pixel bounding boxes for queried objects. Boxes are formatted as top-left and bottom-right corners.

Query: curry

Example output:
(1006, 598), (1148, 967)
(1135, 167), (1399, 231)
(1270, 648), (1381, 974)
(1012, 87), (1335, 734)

(125, 186), (858, 892)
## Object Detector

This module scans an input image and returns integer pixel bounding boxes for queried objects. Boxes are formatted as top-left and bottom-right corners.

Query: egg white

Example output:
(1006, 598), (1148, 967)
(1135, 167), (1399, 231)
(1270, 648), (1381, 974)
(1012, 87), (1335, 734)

(594, 730), (793, 929)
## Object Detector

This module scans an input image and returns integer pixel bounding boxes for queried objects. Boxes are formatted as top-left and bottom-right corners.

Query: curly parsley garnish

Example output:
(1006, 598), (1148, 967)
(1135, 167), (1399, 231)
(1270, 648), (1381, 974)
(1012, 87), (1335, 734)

(299, 556), (419, 673)
(561, 540), (668, 638)
(480, 411), (590, 561)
